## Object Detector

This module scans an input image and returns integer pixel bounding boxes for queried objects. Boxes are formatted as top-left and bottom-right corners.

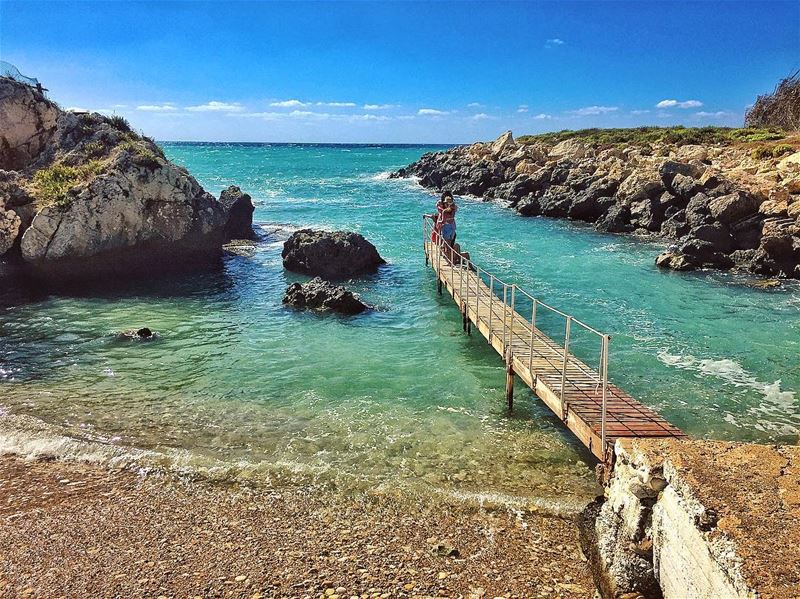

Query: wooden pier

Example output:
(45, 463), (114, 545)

(423, 218), (686, 461)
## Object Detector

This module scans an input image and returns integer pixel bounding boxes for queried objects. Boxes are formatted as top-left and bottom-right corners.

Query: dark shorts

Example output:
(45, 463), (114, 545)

(441, 223), (456, 243)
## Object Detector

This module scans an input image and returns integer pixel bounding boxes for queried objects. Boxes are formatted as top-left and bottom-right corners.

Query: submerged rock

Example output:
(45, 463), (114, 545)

(282, 229), (385, 279)
(116, 327), (157, 341)
(283, 277), (369, 315)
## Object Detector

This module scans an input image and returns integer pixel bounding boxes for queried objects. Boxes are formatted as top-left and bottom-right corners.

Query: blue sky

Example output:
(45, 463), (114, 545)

(1, 1), (797, 143)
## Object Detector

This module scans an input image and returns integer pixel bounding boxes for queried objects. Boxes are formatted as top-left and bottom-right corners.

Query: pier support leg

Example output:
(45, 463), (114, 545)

(437, 278), (442, 295)
(462, 302), (471, 335)
(505, 351), (514, 411)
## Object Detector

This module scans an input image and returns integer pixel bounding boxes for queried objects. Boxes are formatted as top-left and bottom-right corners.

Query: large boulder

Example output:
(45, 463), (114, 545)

(658, 160), (704, 189)
(283, 277), (370, 315)
(596, 204), (634, 233)
(490, 131), (516, 157)
(752, 231), (800, 278)
(282, 229), (385, 279)
(219, 185), (256, 240)
(0, 76), (254, 279)
(708, 192), (760, 225)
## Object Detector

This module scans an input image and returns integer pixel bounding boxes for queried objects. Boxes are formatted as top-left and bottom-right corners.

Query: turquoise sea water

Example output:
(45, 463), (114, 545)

(1, 143), (799, 508)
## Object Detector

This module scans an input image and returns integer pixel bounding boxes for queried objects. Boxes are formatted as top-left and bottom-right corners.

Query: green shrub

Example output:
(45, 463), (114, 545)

(751, 146), (773, 160)
(31, 161), (104, 208)
(772, 143), (795, 157)
(750, 143), (796, 160)
(83, 140), (105, 158)
(517, 126), (787, 148)
(120, 140), (161, 169)
(108, 115), (132, 133)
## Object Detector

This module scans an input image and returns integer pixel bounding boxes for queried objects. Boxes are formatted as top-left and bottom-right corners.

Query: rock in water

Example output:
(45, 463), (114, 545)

(282, 229), (385, 279)
(283, 278), (369, 315)
(0, 76), (255, 280)
(219, 185), (256, 240)
(116, 327), (157, 341)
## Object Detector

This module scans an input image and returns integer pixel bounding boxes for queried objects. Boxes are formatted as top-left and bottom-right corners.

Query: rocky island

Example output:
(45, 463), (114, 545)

(393, 128), (800, 279)
(0, 76), (254, 282)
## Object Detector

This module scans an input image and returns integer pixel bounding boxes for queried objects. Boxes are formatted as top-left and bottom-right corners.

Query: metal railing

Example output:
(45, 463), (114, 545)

(423, 215), (611, 452)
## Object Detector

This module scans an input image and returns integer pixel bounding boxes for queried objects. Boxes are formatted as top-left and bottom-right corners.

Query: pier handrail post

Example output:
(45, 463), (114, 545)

(423, 217), (427, 265)
(449, 239), (454, 290)
(438, 233), (442, 284)
(510, 284), (516, 350)
(488, 276), (495, 343)
(601, 334), (609, 459)
(502, 284), (508, 350)
(474, 265), (480, 326)
(460, 247), (465, 302)
(529, 299), (537, 374)
(560, 316), (572, 408)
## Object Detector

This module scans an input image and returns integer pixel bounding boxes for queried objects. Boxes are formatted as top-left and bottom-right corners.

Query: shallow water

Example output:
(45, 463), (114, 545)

(1, 143), (798, 507)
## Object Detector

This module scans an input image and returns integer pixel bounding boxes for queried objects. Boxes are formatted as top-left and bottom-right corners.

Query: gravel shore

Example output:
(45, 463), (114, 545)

(0, 456), (595, 598)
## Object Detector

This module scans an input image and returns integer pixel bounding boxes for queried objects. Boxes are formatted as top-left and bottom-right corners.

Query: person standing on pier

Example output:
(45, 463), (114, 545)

(440, 192), (457, 246)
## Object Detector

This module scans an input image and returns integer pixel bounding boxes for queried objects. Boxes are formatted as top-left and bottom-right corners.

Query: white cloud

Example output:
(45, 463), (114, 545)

(467, 102), (484, 108)
(533, 113), (552, 120)
(186, 101), (244, 112)
(695, 110), (731, 118)
(351, 114), (391, 122)
(270, 99), (308, 108)
(545, 38), (565, 48)
(418, 108), (449, 116)
(656, 99), (703, 109)
(469, 113), (495, 121)
(232, 110), (391, 123)
(231, 111), (297, 120)
(66, 106), (89, 112)
(289, 110), (327, 118)
(364, 103), (396, 110)
(111, 104), (128, 109)
(568, 105), (619, 116)
(517, 105), (529, 113)
(269, 99), (358, 108)
(631, 109), (651, 115)
(136, 104), (178, 112)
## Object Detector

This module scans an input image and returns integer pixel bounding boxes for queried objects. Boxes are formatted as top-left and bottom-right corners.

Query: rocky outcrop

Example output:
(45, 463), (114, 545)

(282, 229), (385, 279)
(219, 185), (256, 240)
(0, 78), (60, 169)
(283, 277), (370, 315)
(581, 439), (800, 598)
(0, 76), (254, 280)
(392, 131), (800, 279)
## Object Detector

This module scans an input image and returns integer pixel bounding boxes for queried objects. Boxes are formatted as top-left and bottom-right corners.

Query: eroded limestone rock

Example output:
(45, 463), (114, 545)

(581, 439), (800, 598)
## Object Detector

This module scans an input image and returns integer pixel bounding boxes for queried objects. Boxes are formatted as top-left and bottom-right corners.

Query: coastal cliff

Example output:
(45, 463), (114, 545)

(0, 76), (254, 280)
(393, 130), (800, 279)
